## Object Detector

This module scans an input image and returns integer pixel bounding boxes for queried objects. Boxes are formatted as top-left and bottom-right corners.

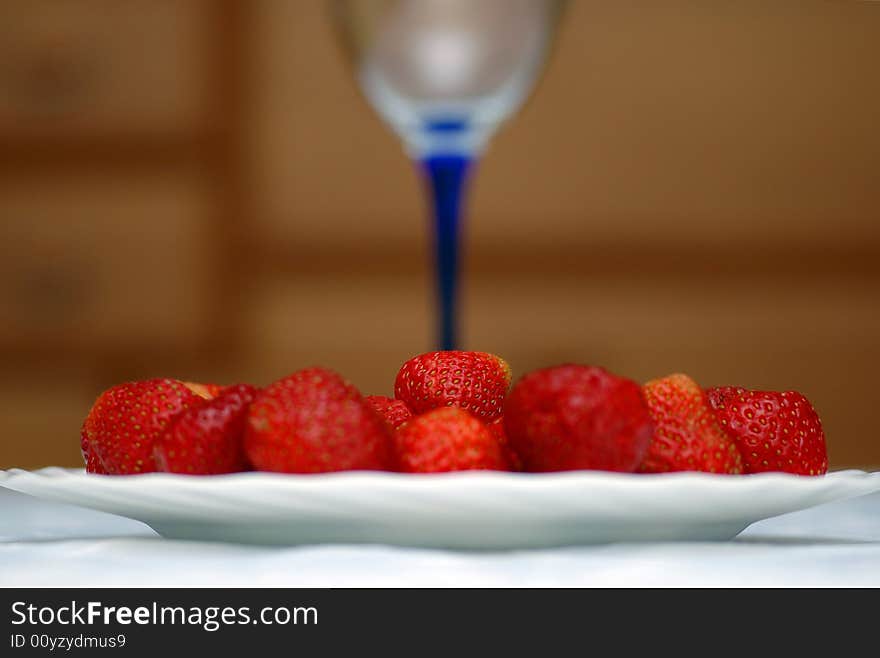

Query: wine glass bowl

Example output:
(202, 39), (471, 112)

(334, 0), (565, 156)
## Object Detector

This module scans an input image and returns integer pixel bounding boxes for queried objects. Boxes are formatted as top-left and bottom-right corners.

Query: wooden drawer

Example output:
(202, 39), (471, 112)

(458, 273), (880, 469)
(0, 173), (213, 350)
(239, 270), (880, 468)
(0, 0), (211, 136)
(249, 0), (880, 251)
(471, 0), (880, 251)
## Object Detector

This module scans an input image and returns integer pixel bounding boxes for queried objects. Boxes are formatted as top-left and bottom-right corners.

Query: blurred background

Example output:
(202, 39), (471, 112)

(1, 1), (878, 470)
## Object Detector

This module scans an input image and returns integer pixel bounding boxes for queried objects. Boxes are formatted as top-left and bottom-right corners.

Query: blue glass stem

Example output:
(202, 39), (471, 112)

(420, 155), (473, 351)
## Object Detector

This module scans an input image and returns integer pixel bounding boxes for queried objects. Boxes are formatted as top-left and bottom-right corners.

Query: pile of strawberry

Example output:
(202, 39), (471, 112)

(80, 351), (828, 476)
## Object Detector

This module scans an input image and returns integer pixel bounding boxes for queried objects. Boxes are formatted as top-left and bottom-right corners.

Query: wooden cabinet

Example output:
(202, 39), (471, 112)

(1, 1), (879, 469)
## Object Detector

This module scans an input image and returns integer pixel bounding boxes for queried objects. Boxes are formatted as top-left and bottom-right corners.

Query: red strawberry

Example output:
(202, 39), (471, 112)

(394, 407), (510, 473)
(154, 384), (257, 474)
(365, 395), (413, 429)
(245, 367), (394, 473)
(394, 351), (511, 421)
(183, 381), (224, 400)
(80, 379), (203, 475)
(639, 374), (743, 474)
(707, 387), (828, 475)
(504, 365), (653, 472)
(488, 417), (523, 472)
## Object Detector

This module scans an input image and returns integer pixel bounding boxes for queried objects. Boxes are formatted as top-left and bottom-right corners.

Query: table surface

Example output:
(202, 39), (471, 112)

(1, 486), (879, 587)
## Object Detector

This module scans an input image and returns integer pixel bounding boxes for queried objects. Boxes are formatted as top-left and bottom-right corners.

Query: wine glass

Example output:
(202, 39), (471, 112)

(332, 0), (567, 350)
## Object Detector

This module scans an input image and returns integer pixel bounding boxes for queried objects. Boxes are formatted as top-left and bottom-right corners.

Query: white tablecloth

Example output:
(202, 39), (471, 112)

(1, 487), (878, 587)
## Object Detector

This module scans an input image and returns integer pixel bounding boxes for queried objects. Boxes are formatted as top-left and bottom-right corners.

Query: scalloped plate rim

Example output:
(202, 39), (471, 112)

(2, 467), (879, 548)
(2, 466), (877, 486)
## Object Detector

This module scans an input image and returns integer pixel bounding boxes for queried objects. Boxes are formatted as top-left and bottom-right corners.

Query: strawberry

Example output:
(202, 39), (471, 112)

(365, 395), (413, 429)
(394, 407), (510, 473)
(488, 417), (523, 472)
(183, 382), (224, 400)
(504, 365), (653, 472)
(80, 379), (203, 475)
(154, 384), (257, 474)
(707, 387), (828, 475)
(394, 351), (511, 421)
(245, 367), (395, 473)
(639, 374), (743, 474)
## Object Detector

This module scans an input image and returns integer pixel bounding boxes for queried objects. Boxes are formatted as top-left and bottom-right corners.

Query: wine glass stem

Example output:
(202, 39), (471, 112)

(420, 154), (473, 351)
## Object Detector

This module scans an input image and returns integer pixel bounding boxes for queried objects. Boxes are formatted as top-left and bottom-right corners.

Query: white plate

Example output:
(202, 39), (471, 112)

(2, 467), (879, 549)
